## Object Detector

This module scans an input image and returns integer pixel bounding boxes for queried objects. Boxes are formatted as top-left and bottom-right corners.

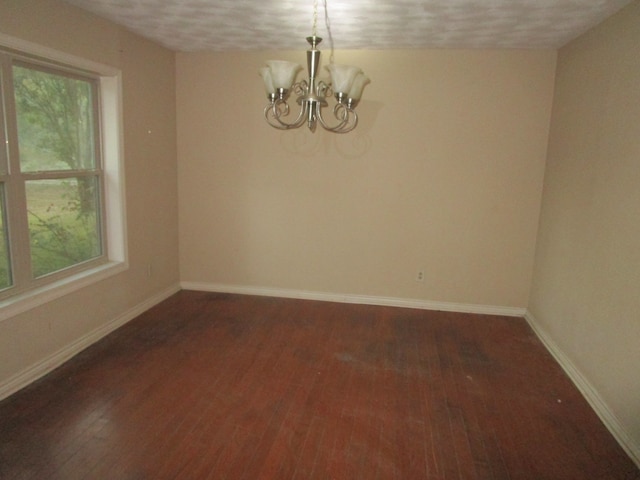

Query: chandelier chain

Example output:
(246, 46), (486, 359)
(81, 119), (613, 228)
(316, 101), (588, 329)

(323, 0), (335, 64)
(311, 0), (334, 63)
(312, 0), (318, 37)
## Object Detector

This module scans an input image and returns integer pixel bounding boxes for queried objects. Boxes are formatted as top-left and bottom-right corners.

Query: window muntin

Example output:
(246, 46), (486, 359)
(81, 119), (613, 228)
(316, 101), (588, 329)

(0, 51), (107, 299)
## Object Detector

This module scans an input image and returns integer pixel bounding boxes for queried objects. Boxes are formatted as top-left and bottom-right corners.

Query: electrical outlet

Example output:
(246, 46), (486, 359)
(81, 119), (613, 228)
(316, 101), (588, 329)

(416, 270), (425, 282)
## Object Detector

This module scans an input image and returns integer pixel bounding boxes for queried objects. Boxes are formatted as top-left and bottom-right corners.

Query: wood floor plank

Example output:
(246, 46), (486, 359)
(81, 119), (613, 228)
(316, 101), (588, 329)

(0, 291), (638, 479)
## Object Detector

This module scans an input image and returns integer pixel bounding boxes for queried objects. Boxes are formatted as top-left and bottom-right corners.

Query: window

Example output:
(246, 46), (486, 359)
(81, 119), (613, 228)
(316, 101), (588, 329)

(0, 37), (126, 316)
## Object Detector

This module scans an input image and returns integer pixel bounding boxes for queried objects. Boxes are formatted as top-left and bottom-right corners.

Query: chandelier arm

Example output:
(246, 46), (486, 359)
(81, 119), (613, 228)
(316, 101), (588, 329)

(263, 105), (289, 130)
(264, 99), (308, 130)
(316, 103), (358, 133)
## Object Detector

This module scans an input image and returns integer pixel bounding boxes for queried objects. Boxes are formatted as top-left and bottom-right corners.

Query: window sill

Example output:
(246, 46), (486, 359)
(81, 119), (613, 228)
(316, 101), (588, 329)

(0, 260), (128, 323)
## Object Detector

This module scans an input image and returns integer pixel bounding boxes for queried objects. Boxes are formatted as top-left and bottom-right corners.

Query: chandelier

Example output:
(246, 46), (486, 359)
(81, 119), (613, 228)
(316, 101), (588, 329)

(259, 1), (370, 134)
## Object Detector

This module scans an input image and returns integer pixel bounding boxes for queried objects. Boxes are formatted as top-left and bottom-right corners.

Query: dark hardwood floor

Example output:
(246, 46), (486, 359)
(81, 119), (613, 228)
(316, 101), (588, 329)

(0, 290), (638, 479)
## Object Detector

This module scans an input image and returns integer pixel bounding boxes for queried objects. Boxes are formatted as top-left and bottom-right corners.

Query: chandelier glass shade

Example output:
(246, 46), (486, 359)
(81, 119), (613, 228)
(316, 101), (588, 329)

(259, 10), (370, 134)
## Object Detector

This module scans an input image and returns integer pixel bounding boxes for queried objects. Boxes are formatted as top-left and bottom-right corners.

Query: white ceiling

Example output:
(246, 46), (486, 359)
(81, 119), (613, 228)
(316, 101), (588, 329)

(61, 0), (634, 52)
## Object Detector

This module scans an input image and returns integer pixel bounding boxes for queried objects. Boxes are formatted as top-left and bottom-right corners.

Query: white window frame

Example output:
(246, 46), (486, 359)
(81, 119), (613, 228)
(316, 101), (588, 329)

(0, 33), (128, 322)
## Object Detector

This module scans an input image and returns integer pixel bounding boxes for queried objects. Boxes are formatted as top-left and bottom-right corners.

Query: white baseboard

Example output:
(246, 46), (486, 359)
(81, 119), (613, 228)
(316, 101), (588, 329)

(524, 310), (640, 468)
(0, 283), (181, 402)
(180, 281), (526, 317)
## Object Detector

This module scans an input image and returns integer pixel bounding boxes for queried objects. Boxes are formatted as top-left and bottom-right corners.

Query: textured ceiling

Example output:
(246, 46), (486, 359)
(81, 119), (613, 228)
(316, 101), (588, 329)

(61, 0), (634, 52)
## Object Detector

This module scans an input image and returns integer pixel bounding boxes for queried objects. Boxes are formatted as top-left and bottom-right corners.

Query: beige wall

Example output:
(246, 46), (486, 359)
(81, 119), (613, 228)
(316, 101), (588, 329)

(0, 0), (179, 387)
(1, 0), (638, 467)
(528, 1), (640, 460)
(177, 49), (556, 309)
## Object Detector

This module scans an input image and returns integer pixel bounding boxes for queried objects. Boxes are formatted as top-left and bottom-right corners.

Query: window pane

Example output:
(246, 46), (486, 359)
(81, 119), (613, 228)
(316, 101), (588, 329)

(0, 73), (8, 177)
(0, 184), (12, 290)
(26, 177), (102, 278)
(13, 65), (96, 172)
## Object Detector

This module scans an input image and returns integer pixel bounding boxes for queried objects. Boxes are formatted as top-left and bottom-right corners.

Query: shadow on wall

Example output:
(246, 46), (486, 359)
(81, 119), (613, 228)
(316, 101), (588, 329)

(279, 100), (384, 158)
